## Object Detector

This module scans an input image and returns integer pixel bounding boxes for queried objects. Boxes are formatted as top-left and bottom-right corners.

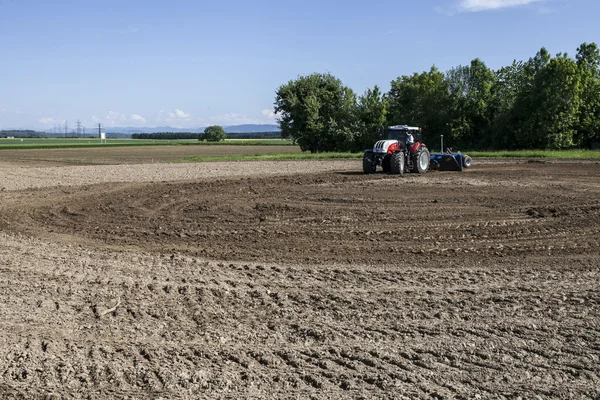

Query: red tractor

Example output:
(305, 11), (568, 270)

(363, 125), (430, 174)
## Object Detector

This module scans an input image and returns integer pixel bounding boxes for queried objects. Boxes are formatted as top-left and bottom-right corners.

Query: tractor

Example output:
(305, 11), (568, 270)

(363, 125), (473, 174)
(363, 125), (430, 174)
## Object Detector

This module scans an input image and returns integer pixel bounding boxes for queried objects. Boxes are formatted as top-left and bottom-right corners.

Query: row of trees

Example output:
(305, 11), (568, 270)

(0, 130), (47, 138)
(131, 132), (199, 140)
(131, 130), (283, 140)
(131, 127), (229, 142)
(131, 126), (227, 141)
(275, 43), (600, 152)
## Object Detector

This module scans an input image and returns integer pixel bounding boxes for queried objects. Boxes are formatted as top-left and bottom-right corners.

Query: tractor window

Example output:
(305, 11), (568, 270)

(388, 129), (421, 143)
(388, 130), (407, 142)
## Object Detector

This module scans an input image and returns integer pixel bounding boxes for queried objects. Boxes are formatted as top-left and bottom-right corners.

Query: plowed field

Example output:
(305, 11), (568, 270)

(0, 157), (599, 399)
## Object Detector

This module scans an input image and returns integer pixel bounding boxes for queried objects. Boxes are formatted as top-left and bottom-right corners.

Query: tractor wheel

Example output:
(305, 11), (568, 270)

(462, 155), (472, 168)
(390, 151), (404, 175)
(382, 154), (391, 173)
(412, 147), (430, 174)
(363, 151), (376, 174)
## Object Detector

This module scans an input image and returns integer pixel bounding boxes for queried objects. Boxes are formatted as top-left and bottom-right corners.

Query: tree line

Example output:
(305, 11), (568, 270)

(274, 43), (600, 152)
(131, 129), (282, 141)
(0, 130), (47, 138)
(131, 132), (199, 140)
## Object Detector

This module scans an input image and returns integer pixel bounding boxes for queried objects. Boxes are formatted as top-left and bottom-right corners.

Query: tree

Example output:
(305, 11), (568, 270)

(200, 126), (227, 142)
(273, 42), (600, 152)
(488, 60), (526, 149)
(274, 73), (356, 153)
(354, 85), (388, 151)
(575, 42), (600, 147)
(387, 66), (453, 146)
(510, 49), (582, 149)
(576, 42), (600, 69)
(536, 55), (582, 148)
(449, 59), (496, 149)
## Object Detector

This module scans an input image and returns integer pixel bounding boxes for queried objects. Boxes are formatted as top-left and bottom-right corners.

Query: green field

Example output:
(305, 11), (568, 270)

(0, 138), (294, 150)
(1, 138), (599, 161)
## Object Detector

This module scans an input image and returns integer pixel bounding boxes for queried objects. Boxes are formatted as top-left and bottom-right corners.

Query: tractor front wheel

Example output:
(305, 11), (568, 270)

(412, 147), (430, 174)
(363, 151), (376, 174)
(390, 151), (404, 175)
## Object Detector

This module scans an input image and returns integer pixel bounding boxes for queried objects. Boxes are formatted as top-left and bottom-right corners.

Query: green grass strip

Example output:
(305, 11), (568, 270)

(174, 149), (600, 163)
(172, 152), (363, 163)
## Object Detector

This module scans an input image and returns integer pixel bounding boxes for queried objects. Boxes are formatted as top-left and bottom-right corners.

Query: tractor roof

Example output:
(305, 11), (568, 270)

(388, 125), (421, 131)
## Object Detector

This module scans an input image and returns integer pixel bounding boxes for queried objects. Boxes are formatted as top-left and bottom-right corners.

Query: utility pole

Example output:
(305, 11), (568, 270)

(97, 123), (106, 142)
(64, 121), (68, 137)
(75, 119), (82, 137)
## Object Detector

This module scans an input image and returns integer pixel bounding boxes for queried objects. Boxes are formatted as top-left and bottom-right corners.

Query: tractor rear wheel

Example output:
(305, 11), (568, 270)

(390, 151), (404, 175)
(462, 155), (472, 168)
(363, 151), (376, 174)
(412, 147), (430, 174)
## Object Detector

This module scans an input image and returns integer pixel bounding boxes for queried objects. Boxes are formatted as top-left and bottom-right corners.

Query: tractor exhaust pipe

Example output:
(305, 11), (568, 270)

(441, 135), (444, 154)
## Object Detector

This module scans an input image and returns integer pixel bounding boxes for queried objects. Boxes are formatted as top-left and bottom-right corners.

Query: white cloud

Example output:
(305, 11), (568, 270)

(1, 109), (7, 113)
(204, 113), (264, 126)
(156, 109), (191, 120)
(154, 109), (193, 127)
(457, 0), (545, 12)
(130, 113), (146, 123)
(261, 108), (281, 122)
(104, 111), (127, 125)
(39, 117), (58, 124)
(172, 109), (190, 118)
(88, 112), (149, 126)
(200, 110), (283, 126)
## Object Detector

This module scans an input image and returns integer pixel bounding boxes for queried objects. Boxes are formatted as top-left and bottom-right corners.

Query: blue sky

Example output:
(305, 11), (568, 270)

(0, 0), (598, 129)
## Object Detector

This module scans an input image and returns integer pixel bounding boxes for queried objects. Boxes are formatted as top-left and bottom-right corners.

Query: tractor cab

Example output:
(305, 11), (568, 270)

(387, 125), (422, 150)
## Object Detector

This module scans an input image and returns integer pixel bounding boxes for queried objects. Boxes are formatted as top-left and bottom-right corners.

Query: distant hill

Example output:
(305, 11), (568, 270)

(224, 124), (280, 133)
(105, 124), (280, 135)
(105, 126), (198, 134)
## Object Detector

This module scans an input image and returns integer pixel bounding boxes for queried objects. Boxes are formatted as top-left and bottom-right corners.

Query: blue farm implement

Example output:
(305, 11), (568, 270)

(429, 152), (472, 172)
(429, 135), (472, 172)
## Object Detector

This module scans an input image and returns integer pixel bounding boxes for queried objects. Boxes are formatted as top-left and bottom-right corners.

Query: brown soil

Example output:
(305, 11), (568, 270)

(0, 160), (599, 399)
(0, 145), (299, 167)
